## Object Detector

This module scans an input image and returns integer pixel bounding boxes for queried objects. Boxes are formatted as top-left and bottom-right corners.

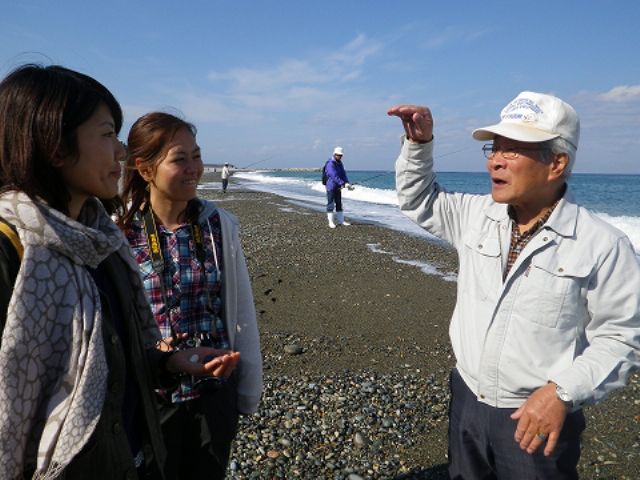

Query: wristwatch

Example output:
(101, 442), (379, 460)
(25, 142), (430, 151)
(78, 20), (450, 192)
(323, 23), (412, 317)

(555, 384), (574, 409)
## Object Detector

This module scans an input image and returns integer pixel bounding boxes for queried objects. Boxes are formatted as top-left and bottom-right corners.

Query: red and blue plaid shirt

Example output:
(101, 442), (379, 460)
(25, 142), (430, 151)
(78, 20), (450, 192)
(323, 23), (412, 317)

(126, 209), (230, 402)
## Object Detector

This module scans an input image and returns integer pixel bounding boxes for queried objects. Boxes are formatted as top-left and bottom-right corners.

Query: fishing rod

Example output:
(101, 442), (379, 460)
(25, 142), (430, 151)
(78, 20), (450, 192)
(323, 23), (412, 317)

(352, 172), (390, 184)
(240, 155), (275, 170)
(352, 145), (476, 186)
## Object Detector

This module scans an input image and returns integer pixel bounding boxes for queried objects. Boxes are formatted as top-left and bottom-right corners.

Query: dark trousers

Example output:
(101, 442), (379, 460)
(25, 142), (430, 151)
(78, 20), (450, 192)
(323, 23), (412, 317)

(448, 369), (585, 480)
(326, 188), (343, 212)
(221, 179), (229, 192)
(160, 377), (239, 480)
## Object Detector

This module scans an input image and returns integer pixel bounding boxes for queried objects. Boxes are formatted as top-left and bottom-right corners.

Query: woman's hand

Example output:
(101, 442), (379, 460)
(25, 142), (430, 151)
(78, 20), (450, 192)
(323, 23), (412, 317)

(166, 347), (240, 379)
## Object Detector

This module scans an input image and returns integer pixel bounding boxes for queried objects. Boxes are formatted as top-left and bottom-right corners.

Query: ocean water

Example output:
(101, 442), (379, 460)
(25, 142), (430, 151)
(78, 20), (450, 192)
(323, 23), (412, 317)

(200, 169), (640, 270)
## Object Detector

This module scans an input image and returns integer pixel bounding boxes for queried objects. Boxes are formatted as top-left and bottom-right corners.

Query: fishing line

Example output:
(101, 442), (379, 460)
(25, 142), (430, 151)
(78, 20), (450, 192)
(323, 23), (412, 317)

(353, 145), (476, 185)
(240, 155), (275, 169)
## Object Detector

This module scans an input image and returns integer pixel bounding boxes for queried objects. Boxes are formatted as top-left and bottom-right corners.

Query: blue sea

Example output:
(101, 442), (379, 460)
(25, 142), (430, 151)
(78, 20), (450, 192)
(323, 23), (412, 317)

(201, 169), (640, 260)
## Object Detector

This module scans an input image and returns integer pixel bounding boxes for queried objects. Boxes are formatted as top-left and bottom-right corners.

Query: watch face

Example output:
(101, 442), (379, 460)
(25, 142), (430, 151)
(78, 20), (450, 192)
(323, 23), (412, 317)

(556, 386), (571, 402)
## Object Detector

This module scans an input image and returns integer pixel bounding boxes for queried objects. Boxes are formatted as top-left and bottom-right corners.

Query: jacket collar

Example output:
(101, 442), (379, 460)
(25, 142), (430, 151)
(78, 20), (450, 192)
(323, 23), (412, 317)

(198, 197), (218, 220)
(483, 185), (577, 238)
(545, 188), (578, 238)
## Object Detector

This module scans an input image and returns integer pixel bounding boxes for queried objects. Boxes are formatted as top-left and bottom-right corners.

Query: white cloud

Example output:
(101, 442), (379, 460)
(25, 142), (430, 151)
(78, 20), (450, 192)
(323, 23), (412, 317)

(177, 92), (263, 124)
(207, 34), (381, 98)
(129, 34), (392, 164)
(565, 87), (640, 173)
(573, 87), (640, 129)
(598, 85), (640, 103)
(326, 33), (381, 69)
(423, 26), (492, 50)
(168, 33), (389, 143)
(208, 60), (325, 93)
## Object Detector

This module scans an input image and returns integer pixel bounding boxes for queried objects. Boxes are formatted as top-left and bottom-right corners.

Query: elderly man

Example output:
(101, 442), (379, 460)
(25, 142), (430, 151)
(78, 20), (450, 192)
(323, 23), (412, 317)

(388, 92), (640, 479)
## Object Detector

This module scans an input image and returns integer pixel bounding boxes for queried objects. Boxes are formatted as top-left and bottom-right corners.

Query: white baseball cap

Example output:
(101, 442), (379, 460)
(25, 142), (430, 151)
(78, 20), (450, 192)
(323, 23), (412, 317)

(472, 91), (580, 149)
(333, 147), (344, 156)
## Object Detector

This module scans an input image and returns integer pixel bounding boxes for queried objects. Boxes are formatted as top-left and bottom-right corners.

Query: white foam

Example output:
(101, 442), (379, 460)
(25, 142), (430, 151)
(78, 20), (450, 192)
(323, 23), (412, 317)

(367, 243), (457, 282)
(308, 182), (399, 206)
(236, 171), (400, 206)
(594, 213), (640, 255)
(234, 171), (310, 186)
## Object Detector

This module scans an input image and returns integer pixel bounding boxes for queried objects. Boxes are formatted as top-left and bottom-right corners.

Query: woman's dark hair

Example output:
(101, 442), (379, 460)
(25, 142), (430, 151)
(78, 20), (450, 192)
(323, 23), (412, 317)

(119, 112), (199, 229)
(0, 64), (123, 214)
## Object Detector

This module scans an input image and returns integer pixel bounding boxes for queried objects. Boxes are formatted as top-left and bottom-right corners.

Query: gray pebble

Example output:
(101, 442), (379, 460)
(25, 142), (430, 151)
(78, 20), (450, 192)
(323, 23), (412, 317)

(284, 344), (304, 355)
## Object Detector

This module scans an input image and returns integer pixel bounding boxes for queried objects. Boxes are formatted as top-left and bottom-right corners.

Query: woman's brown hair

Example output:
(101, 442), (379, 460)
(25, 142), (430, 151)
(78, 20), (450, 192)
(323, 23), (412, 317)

(119, 112), (199, 229)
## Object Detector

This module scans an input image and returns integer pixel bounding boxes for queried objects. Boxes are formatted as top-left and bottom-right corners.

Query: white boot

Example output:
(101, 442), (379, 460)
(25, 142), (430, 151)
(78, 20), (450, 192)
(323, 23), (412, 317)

(327, 212), (337, 229)
(336, 211), (351, 226)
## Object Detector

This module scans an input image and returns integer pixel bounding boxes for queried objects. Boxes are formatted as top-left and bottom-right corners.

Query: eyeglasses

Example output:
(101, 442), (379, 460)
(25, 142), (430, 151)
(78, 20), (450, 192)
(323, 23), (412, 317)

(482, 144), (547, 160)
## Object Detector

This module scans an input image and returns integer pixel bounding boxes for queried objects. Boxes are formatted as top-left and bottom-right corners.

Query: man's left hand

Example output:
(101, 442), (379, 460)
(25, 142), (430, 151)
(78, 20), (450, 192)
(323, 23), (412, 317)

(510, 383), (567, 456)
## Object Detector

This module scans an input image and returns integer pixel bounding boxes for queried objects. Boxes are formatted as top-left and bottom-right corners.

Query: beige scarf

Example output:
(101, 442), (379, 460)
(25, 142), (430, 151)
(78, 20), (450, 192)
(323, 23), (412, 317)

(0, 191), (160, 479)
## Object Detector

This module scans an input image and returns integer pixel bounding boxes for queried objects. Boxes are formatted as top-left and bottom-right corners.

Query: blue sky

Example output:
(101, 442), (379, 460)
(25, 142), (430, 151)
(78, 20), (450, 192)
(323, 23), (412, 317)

(2, 0), (639, 173)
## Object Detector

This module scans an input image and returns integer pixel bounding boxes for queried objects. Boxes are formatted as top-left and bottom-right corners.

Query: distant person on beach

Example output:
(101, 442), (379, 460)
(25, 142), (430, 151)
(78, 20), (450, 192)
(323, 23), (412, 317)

(0, 64), (232, 479)
(324, 146), (354, 228)
(221, 162), (231, 193)
(119, 112), (263, 480)
(389, 92), (640, 479)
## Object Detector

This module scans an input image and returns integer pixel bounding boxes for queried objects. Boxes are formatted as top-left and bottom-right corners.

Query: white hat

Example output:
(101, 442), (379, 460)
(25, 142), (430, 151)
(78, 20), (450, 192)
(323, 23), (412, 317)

(333, 146), (344, 156)
(472, 91), (580, 149)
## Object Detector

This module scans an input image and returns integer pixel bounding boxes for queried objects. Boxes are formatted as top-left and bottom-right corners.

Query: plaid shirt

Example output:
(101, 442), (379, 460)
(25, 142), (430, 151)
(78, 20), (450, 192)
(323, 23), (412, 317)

(504, 200), (560, 280)
(126, 209), (229, 402)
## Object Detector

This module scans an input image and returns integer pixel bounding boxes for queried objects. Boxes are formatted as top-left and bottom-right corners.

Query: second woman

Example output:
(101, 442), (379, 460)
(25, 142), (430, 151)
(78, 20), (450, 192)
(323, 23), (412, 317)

(119, 112), (263, 479)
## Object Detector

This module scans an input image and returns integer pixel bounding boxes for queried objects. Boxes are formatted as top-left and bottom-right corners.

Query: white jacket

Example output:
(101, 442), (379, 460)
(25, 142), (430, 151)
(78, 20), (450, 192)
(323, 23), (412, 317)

(205, 201), (263, 413)
(396, 139), (640, 409)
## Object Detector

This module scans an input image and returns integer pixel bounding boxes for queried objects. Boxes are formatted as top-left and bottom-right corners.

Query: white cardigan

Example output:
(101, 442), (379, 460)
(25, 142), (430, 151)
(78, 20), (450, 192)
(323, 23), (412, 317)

(201, 200), (263, 413)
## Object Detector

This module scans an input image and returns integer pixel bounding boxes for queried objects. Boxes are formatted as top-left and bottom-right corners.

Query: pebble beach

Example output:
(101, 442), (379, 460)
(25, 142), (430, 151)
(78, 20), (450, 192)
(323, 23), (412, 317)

(200, 176), (640, 480)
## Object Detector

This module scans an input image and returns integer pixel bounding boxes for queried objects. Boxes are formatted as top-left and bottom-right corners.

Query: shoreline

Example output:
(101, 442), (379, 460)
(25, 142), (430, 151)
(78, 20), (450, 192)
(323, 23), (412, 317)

(199, 182), (640, 479)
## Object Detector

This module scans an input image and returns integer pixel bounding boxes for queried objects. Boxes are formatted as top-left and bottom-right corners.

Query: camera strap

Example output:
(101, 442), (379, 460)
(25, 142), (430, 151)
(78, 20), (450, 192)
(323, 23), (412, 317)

(142, 205), (208, 339)
(143, 206), (207, 268)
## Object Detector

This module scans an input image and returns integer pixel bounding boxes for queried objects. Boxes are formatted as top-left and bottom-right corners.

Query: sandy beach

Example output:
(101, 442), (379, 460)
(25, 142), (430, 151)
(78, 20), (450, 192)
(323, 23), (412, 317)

(201, 175), (640, 479)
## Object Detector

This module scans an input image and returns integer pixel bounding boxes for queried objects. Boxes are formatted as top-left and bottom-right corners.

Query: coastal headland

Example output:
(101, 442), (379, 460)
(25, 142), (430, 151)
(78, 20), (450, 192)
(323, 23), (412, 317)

(201, 175), (640, 479)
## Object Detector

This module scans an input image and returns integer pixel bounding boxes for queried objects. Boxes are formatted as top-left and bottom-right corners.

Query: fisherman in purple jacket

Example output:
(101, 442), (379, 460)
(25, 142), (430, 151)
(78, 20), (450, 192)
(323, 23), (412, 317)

(324, 146), (354, 228)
